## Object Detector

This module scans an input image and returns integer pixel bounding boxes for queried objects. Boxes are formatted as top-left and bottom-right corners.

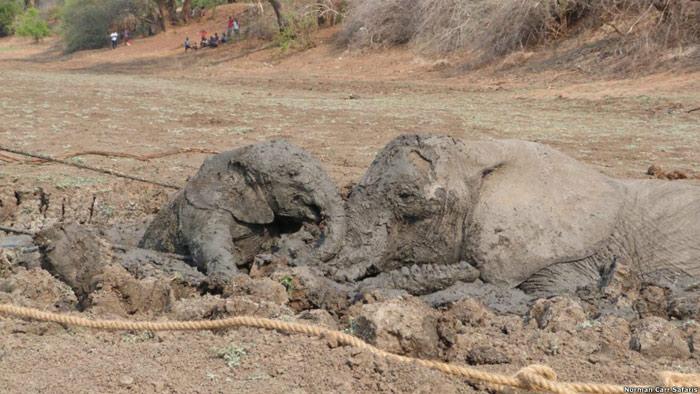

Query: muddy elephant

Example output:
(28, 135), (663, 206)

(332, 134), (700, 297)
(140, 140), (346, 285)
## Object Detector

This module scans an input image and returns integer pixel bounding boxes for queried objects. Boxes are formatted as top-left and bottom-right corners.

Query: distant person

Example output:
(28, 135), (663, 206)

(209, 34), (219, 48)
(123, 29), (130, 46)
(233, 18), (240, 36)
(200, 30), (208, 48)
(110, 31), (118, 49)
(227, 16), (234, 37)
(220, 32), (227, 44)
(184, 36), (191, 52)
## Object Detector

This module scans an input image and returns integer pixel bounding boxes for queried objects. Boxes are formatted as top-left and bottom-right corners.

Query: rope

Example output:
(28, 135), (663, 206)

(0, 145), (181, 190)
(59, 148), (219, 162)
(0, 303), (654, 394)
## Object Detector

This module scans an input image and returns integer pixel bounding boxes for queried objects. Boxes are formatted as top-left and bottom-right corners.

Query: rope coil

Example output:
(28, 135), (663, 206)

(0, 303), (676, 393)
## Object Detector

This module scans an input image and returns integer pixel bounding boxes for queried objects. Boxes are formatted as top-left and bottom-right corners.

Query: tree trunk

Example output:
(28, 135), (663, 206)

(167, 0), (179, 24)
(268, 0), (288, 31)
(181, 0), (192, 23)
(155, 0), (167, 32)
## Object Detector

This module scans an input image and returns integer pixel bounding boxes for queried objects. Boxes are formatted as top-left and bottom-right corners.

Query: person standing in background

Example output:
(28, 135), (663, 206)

(110, 31), (118, 49)
(227, 16), (234, 38)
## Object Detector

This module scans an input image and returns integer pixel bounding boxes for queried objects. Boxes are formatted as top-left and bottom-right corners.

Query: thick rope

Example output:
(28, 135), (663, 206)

(0, 145), (181, 190)
(0, 303), (652, 394)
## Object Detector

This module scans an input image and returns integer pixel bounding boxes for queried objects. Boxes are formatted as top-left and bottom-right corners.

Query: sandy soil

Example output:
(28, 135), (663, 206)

(1, 5), (700, 393)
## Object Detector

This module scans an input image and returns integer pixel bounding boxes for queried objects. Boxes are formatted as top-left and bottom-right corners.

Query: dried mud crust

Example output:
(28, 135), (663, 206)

(1, 263), (700, 393)
(3, 223), (700, 393)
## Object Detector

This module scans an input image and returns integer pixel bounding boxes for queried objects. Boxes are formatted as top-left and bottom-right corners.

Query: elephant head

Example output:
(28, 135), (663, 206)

(140, 140), (346, 284)
(333, 134), (625, 294)
(331, 135), (474, 285)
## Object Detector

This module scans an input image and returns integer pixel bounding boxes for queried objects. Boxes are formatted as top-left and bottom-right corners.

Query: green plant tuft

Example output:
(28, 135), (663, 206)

(214, 344), (247, 369)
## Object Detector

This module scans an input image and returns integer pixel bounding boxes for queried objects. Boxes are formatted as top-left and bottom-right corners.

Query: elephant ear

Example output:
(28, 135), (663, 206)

(184, 155), (274, 225)
(465, 141), (624, 287)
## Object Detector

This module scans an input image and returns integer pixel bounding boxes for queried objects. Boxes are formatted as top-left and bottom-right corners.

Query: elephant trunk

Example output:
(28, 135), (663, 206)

(328, 202), (390, 282)
(314, 201), (347, 262)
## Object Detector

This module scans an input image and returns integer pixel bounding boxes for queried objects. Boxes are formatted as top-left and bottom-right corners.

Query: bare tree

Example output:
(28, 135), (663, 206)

(182, 0), (192, 23)
(268, 0), (288, 31)
(166, 0), (178, 23)
(155, 0), (167, 31)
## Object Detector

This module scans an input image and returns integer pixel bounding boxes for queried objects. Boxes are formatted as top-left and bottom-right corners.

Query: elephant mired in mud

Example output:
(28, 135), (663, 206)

(332, 134), (700, 297)
(140, 140), (346, 286)
(141, 135), (700, 300)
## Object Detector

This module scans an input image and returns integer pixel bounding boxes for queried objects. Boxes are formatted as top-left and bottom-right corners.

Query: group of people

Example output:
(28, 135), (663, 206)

(184, 16), (239, 52)
(109, 29), (131, 49)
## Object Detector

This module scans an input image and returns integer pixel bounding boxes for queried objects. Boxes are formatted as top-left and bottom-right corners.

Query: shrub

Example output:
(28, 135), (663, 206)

(191, 0), (227, 10)
(274, 12), (317, 51)
(336, 0), (418, 49)
(0, 0), (21, 37)
(339, 0), (700, 64)
(214, 344), (247, 369)
(244, 1), (322, 48)
(14, 7), (50, 42)
(61, 0), (151, 53)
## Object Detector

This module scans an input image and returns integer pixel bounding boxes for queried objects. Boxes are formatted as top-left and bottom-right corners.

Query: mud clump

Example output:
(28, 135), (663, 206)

(630, 317), (691, 359)
(28, 224), (209, 316)
(34, 224), (111, 304)
(527, 297), (587, 333)
(223, 275), (289, 306)
(351, 297), (440, 358)
(270, 267), (351, 313)
(0, 268), (77, 311)
(87, 265), (174, 317)
(465, 346), (511, 365)
(296, 309), (339, 330)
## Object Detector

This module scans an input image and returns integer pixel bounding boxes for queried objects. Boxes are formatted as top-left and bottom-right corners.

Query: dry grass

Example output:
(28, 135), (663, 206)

(338, 0), (700, 66)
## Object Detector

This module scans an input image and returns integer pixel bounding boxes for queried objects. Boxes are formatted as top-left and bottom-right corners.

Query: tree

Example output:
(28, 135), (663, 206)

(268, 0), (287, 31)
(181, 0), (191, 22)
(62, 0), (154, 52)
(14, 7), (50, 41)
(154, 0), (167, 30)
(0, 0), (22, 37)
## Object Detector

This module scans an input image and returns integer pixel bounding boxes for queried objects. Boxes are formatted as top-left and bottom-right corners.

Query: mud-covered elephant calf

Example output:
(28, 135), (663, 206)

(139, 141), (346, 286)
(331, 134), (700, 297)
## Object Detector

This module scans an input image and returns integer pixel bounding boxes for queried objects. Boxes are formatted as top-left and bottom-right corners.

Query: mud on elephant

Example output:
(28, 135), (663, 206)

(140, 140), (346, 287)
(140, 135), (700, 303)
(332, 134), (700, 298)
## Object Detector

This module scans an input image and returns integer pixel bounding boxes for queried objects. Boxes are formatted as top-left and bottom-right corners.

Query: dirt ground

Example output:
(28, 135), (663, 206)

(1, 6), (700, 393)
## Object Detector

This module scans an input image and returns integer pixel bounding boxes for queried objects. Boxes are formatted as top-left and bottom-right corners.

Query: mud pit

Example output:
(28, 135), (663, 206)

(2, 31), (700, 391)
(134, 136), (700, 314)
(3, 136), (699, 393)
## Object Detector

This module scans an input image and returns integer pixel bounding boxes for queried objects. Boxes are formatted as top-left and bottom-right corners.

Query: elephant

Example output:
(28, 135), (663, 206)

(331, 134), (700, 297)
(139, 140), (346, 286)
(140, 135), (700, 304)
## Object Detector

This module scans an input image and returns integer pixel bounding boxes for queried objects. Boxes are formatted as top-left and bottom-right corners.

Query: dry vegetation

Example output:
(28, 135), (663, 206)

(339, 0), (700, 68)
